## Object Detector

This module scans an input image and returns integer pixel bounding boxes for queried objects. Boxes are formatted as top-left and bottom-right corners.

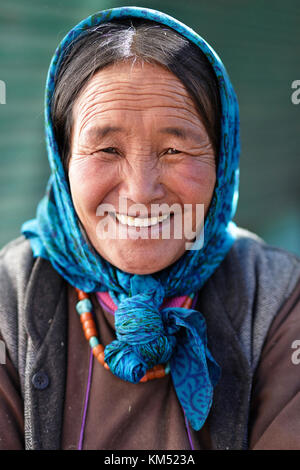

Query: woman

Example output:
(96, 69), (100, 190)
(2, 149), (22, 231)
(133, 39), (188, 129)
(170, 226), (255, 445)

(1, 6), (300, 451)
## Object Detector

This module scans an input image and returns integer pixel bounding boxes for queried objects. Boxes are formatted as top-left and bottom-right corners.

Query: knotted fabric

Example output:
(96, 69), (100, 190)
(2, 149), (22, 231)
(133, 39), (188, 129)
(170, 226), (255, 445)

(20, 7), (240, 431)
(104, 274), (220, 430)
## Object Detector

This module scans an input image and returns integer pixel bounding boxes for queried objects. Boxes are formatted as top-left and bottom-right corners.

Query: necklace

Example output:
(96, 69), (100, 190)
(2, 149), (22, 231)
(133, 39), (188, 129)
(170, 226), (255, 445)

(75, 288), (195, 383)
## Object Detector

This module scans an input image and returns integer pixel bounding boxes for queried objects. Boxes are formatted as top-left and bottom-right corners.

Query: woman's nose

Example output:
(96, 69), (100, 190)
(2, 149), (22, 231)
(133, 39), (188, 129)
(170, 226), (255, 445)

(119, 161), (166, 207)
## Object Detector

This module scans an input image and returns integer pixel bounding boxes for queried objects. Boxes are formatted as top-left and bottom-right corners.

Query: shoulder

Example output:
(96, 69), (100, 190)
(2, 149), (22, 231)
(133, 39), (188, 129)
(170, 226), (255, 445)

(0, 236), (36, 315)
(0, 235), (35, 285)
(206, 226), (300, 368)
(214, 226), (300, 309)
(0, 236), (36, 369)
(225, 226), (300, 285)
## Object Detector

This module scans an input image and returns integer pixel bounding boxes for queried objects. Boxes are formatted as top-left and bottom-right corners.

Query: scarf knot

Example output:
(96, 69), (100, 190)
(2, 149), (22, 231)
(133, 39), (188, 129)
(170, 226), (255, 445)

(104, 275), (177, 382)
(104, 275), (221, 430)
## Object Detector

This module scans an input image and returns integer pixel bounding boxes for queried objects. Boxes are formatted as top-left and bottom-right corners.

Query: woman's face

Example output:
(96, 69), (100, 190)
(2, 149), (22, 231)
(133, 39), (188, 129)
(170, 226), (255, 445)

(69, 61), (216, 274)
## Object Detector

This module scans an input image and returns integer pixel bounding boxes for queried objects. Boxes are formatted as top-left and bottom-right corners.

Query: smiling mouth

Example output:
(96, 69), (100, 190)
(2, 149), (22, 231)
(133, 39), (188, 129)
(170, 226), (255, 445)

(110, 212), (173, 227)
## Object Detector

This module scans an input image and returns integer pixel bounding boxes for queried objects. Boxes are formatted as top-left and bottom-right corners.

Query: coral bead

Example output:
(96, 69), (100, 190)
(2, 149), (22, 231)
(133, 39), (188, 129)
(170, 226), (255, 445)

(155, 368), (166, 378)
(80, 312), (93, 323)
(147, 370), (155, 380)
(97, 351), (105, 365)
(76, 289), (89, 300)
(84, 328), (98, 340)
(82, 319), (95, 331)
(92, 344), (104, 357)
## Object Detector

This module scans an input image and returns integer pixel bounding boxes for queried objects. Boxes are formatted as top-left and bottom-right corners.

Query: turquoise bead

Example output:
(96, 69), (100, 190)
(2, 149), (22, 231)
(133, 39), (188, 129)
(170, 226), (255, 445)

(76, 298), (92, 314)
(89, 336), (99, 348)
(164, 363), (170, 374)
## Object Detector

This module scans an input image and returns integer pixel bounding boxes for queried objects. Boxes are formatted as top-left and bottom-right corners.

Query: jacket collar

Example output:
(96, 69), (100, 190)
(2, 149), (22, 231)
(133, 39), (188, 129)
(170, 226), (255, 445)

(24, 256), (68, 449)
(197, 274), (252, 449)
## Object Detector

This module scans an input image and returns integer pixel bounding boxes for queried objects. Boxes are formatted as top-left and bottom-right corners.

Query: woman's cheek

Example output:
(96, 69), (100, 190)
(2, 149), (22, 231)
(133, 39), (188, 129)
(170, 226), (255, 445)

(69, 158), (111, 213)
(171, 162), (216, 203)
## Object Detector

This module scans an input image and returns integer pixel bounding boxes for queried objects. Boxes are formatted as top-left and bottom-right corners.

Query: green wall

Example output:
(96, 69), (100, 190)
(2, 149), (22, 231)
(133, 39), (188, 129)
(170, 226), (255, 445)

(1, 0), (299, 254)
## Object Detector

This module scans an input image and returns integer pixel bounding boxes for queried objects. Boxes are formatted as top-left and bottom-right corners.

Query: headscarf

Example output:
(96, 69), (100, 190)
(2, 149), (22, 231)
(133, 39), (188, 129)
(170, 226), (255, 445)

(21, 6), (240, 431)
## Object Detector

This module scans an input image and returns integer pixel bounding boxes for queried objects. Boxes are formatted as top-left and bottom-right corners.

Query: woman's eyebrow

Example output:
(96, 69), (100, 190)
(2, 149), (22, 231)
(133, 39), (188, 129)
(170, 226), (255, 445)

(84, 125), (123, 141)
(158, 127), (199, 141)
(84, 125), (201, 142)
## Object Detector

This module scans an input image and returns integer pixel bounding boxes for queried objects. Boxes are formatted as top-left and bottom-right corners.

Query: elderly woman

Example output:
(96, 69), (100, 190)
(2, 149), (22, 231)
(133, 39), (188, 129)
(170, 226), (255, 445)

(1, 6), (300, 451)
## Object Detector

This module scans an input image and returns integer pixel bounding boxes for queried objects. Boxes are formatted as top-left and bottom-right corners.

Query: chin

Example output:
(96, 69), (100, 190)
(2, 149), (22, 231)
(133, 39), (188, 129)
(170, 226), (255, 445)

(91, 234), (186, 274)
(110, 256), (167, 275)
(110, 247), (185, 275)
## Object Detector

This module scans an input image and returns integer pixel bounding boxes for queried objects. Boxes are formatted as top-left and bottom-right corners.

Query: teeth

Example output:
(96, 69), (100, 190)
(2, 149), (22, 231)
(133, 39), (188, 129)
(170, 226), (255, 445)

(115, 212), (170, 227)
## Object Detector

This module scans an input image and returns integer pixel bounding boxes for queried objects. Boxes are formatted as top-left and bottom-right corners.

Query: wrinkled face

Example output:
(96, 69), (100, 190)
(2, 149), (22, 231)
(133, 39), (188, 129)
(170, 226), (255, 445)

(68, 61), (216, 274)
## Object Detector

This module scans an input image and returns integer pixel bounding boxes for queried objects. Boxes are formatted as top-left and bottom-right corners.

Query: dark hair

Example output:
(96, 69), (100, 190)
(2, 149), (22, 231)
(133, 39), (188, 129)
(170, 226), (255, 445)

(51, 18), (221, 172)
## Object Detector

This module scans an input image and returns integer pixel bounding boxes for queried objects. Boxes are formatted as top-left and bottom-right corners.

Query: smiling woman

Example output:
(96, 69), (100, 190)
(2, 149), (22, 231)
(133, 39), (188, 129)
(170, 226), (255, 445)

(68, 60), (216, 274)
(1, 6), (300, 451)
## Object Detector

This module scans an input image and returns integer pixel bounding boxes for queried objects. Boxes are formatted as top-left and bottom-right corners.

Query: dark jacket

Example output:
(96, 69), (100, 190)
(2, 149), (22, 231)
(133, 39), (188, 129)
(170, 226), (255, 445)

(1, 228), (300, 449)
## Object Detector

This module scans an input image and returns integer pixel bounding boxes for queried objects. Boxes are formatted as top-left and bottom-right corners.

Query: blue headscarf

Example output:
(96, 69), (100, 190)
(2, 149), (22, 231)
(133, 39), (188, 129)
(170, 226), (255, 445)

(21, 6), (240, 431)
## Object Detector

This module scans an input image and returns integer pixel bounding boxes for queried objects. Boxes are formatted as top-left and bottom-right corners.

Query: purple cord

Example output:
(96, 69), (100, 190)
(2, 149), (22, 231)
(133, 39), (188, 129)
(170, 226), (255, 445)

(184, 413), (195, 450)
(78, 349), (94, 450)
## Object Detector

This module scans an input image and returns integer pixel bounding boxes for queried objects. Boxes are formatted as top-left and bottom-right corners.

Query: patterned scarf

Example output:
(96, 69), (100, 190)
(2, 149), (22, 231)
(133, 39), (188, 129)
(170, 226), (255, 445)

(21, 7), (240, 431)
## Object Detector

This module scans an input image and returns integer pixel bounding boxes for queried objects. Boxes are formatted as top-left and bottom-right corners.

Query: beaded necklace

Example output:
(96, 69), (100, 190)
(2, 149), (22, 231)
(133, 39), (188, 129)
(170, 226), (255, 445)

(75, 288), (195, 383)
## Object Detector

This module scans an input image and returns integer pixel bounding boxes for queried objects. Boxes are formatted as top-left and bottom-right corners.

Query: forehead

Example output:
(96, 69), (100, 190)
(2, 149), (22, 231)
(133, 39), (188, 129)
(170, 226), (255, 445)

(73, 60), (199, 119)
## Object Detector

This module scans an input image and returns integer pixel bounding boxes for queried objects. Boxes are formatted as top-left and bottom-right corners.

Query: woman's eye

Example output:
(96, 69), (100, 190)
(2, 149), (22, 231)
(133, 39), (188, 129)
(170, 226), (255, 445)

(165, 148), (181, 155)
(100, 147), (118, 154)
(94, 147), (181, 156)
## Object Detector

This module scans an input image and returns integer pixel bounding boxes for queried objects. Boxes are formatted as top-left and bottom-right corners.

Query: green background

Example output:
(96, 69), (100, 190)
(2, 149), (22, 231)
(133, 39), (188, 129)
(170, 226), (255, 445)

(0, 0), (299, 254)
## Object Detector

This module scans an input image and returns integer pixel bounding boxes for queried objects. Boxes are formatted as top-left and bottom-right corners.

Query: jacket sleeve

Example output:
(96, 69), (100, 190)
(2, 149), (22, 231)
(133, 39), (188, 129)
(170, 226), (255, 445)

(0, 332), (24, 449)
(249, 279), (300, 449)
(0, 236), (35, 449)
